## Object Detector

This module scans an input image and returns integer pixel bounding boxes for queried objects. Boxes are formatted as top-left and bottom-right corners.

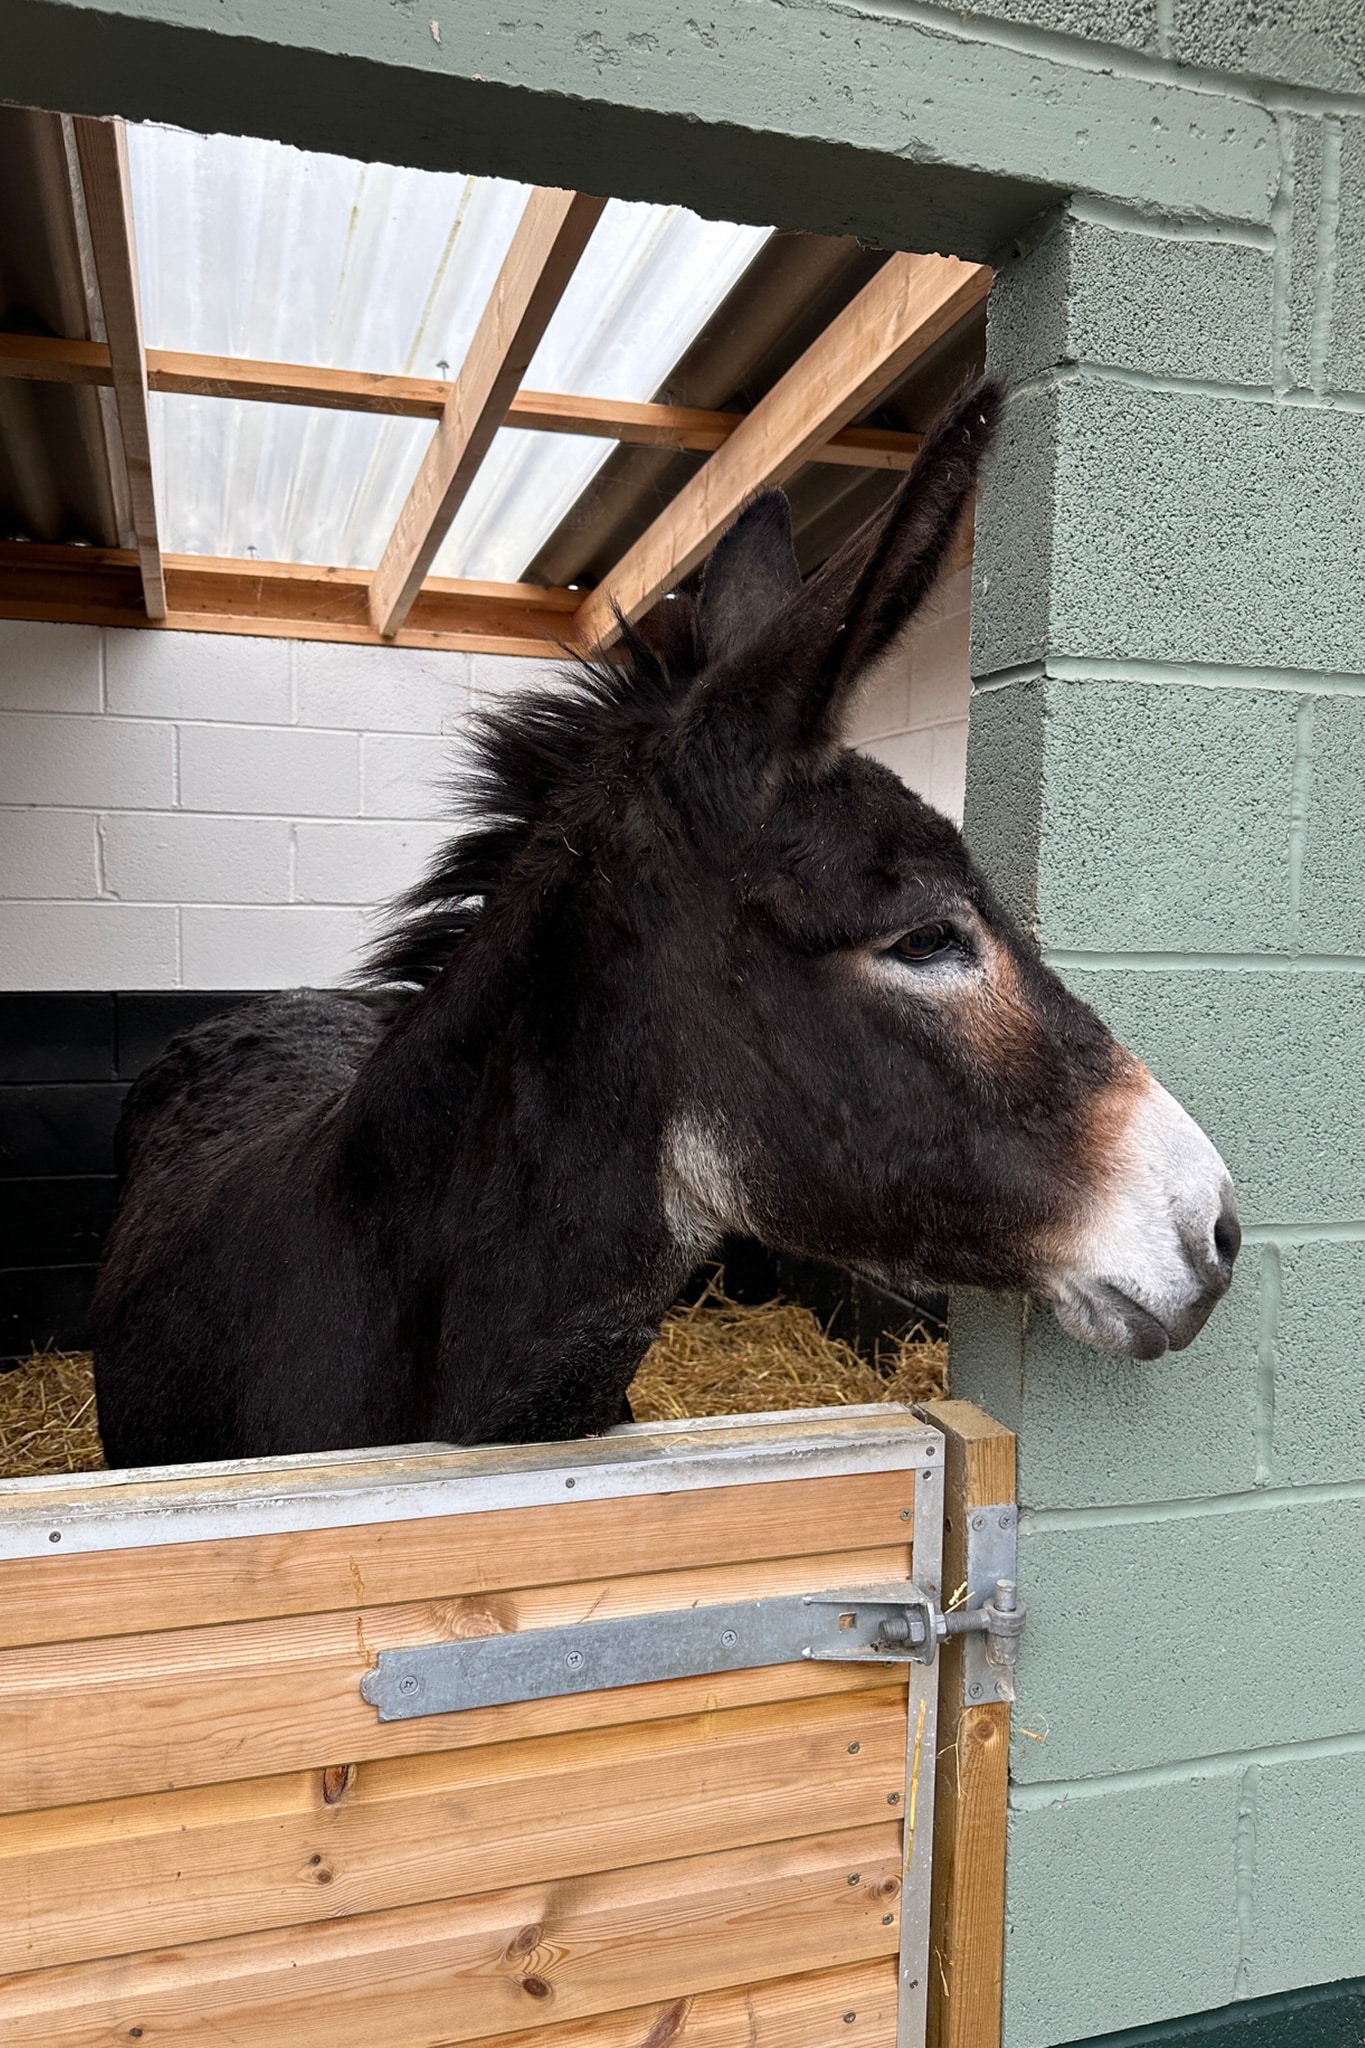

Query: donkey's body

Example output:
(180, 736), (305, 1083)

(95, 381), (1239, 1467)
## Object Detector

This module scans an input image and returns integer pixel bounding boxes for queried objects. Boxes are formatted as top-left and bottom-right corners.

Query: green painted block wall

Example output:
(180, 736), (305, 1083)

(5, 3), (1365, 2046)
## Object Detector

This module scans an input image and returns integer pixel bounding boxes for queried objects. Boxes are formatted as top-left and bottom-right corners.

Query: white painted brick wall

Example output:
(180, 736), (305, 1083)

(0, 580), (971, 992)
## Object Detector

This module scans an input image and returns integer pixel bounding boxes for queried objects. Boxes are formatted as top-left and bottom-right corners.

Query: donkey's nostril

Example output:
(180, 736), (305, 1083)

(1214, 1203), (1241, 1277)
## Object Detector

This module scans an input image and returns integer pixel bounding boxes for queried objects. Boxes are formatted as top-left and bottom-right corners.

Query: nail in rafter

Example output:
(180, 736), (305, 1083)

(70, 117), (166, 621)
(367, 186), (608, 640)
(573, 252), (991, 654)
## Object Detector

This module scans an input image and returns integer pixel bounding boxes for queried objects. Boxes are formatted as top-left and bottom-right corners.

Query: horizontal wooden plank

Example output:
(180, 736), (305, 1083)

(0, 1470), (916, 1649)
(2, 1688), (907, 1971)
(0, 1824), (902, 2048)
(0, 1406), (930, 1558)
(0, 540), (579, 652)
(0, 332), (925, 467)
(0, 1546), (910, 1814)
(459, 1960), (900, 2048)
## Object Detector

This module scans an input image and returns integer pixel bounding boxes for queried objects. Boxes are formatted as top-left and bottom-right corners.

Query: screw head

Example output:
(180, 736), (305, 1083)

(887, 1792), (901, 1805)
(969, 1682), (983, 1699)
(847, 1741), (860, 1754)
(883, 1913), (895, 1925)
(398, 1674), (420, 1697)
(843, 2014), (857, 2026)
(900, 1508), (912, 1522)
(565, 1651), (584, 1671)
(1000, 1510), (1013, 1528)
(564, 1478), (575, 1489)
(847, 1873), (860, 1886)
(48, 1531), (61, 1544)
(972, 1514), (986, 1530)
(721, 1629), (738, 1647)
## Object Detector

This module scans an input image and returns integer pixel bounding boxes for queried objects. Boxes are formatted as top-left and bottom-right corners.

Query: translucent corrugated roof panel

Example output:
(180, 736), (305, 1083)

(126, 126), (770, 581)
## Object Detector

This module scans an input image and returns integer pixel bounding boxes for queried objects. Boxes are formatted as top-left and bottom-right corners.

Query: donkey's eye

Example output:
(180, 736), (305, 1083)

(888, 923), (959, 963)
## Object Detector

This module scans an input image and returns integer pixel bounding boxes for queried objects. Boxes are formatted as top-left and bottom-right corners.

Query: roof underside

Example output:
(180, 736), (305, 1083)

(0, 106), (986, 644)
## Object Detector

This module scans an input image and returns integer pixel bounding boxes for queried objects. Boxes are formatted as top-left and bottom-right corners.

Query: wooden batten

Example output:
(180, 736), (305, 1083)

(0, 542), (580, 656)
(69, 119), (165, 620)
(916, 1400), (1016, 2048)
(0, 333), (926, 468)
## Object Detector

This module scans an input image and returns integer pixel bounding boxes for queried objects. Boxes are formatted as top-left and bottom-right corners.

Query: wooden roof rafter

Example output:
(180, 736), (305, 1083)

(68, 116), (165, 620)
(368, 186), (608, 639)
(573, 251), (991, 652)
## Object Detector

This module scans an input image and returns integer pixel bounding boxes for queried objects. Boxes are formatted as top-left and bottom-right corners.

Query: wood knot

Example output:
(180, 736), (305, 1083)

(520, 1976), (553, 2001)
(875, 1877), (901, 1902)
(507, 1922), (543, 1957)
(321, 1763), (356, 1806)
(640, 1997), (692, 2048)
(445, 1597), (513, 1640)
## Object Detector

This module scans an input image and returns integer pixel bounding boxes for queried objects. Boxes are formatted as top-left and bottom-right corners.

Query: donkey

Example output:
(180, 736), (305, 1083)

(93, 379), (1239, 1468)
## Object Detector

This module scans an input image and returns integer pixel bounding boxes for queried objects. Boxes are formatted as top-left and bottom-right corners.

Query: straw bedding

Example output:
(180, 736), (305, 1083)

(0, 1285), (946, 1480)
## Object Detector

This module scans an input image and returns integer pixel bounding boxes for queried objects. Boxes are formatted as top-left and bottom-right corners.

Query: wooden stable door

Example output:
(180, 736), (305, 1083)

(0, 1404), (1010, 2048)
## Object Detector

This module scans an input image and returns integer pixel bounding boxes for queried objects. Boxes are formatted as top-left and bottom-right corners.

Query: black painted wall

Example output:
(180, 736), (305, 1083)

(0, 992), (264, 1359)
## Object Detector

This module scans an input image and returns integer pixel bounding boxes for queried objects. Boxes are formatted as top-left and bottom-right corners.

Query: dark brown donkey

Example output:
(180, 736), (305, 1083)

(93, 380), (1238, 1467)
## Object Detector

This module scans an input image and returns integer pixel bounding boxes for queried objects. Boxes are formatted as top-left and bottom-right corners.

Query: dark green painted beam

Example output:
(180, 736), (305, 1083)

(1072, 1979), (1365, 2048)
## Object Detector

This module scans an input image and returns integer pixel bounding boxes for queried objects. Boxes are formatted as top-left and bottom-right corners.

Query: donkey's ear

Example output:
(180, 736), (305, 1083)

(697, 488), (801, 664)
(686, 378), (1003, 776)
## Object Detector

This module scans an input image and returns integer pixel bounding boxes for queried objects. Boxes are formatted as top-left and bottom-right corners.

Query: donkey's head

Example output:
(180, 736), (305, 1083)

(370, 378), (1237, 1360)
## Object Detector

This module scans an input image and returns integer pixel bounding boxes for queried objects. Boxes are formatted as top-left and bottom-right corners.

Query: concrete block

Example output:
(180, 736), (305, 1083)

(0, 904), (178, 991)
(907, 612), (972, 730)
(1068, 219), (1275, 385)
(1272, 1239), (1365, 1486)
(1284, 116), (1326, 394)
(293, 820), (452, 904)
(858, 731), (936, 809)
(846, 649), (912, 743)
(106, 629), (291, 723)
(1058, 965), (1365, 1224)
(0, 620), (101, 711)
(294, 640), (470, 733)
(929, 721), (969, 823)
(468, 651), (562, 706)
(1170, 0), (1365, 94)
(1002, 1775), (1238, 2048)
(0, 811), (100, 898)
(1329, 118), (1365, 395)
(1295, 693), (1365, 952)
(360, 730), (472, 819)
(101, 814), (292, 905)
(951, 1248), (1262, 1510)
(178, 724), (359, 817)
(957, 0), (1158, 45)
(1248, 1747), (1365, 1997)
(180, 906), (368, 990)
(1011, 1495), (1365, 1780)
(0, 714), (174, 810)
(962, 680), (1044, 930)
(986, 221), (1073, 392)
(972, 384), (1057, 679)
(1035, 680), (1297, 953)
(1048, 379), (1365, 672)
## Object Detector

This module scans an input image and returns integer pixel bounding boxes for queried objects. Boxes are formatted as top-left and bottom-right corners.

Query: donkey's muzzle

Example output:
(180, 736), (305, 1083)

(1044, 1074), (1239, 1362)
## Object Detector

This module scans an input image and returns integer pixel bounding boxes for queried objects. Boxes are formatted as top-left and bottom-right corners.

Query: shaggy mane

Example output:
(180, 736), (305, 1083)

(359, 602), (704, 990)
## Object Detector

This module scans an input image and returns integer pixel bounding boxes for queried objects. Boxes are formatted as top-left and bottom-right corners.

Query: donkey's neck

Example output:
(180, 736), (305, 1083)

(339, 975), (696, 1444)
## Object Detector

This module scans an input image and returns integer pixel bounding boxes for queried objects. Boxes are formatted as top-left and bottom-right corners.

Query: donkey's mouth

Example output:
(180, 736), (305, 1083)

(1048, 1277), (1208, 1361)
